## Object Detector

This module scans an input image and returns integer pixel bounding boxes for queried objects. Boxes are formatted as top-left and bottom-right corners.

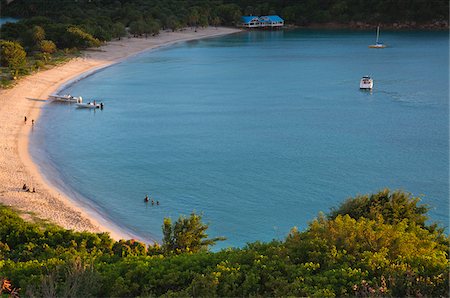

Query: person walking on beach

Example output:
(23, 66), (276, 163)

(24, 116), (27, 123)
(31, 119), (34, 126)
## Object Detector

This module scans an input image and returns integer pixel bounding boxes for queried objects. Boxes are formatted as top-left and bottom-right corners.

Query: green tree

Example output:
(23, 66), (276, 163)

(129, 20), (143, 36)
(216, 4), (242, 26)
(211, 16), (221, 28)
(162, 213), (225, 254)
(32, 25), (45, 44)
(166, 15), (180, 32)
(188, 8), (200, 28)
(39, 40), (56, 54)
(199, 15), (209, 28)
(112, 239), (147, 257)
(143, 19), (160, 36)
(292, 213), (448, 296)
(328, 189), (430, 227)
(0, 40), (27, 78)
(66, 26), (101, 48)
(112, 22), (126, 39)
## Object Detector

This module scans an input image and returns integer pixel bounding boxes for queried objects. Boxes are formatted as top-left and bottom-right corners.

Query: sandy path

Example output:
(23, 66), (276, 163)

(0, 27), (241, 241)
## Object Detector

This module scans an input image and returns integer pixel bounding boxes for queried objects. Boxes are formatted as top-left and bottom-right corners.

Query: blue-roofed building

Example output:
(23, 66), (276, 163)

(241, 15), (284, 29)
(241, 16), (262, 28)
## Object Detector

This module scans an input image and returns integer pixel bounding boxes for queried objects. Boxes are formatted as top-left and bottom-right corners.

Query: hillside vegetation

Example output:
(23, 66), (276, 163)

(3, 0), (449, 28)
(1, 189), (448, 297)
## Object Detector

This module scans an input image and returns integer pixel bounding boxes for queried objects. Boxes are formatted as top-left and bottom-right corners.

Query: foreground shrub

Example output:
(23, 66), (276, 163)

(0, 189), (448, 297)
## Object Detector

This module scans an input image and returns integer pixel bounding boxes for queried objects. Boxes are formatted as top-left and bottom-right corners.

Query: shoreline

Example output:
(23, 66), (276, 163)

(285, 20), (449, 30)
(0, 26), (241, 242)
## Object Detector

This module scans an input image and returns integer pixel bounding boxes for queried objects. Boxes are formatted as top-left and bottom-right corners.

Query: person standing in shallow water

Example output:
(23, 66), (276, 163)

(144, 195), (149, 202)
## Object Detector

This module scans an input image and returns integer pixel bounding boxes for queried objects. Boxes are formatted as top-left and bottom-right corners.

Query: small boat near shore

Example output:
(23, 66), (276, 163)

(76, 102), (104, 109)
(49, 94), (82, 103)
(360, 76), (373, 89)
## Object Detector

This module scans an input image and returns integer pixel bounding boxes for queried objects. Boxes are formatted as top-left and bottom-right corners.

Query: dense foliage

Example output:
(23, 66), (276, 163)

(1, 189), (448, 297)
(2, 0), (448, 29)
(162, 213), (225, 254)
(0, 40), (26, 78)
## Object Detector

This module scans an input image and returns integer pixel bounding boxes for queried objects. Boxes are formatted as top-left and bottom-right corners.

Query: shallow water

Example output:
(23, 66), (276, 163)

(31, 30), (449, 249)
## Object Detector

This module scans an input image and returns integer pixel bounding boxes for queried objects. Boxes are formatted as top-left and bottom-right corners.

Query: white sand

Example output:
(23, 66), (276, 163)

(0, 27), (241, 241)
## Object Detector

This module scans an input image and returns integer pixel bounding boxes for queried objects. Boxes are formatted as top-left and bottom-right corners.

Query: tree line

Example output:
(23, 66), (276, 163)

(0, 189), (448, 296)
(2, 0), (448, 28)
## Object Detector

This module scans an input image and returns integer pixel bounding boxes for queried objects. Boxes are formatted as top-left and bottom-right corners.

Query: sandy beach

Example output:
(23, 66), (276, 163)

(0, 27), (241, 241)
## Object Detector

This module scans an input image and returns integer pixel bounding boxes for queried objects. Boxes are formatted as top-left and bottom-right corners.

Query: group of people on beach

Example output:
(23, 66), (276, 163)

(22, 183), (36, 193)
(24, 116), (34, 126)
(22, 116), (35, 193)
(144, 195), (160, 206)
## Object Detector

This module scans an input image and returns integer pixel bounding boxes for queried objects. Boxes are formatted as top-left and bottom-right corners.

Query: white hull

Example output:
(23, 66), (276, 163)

(76, 103), (102, 109)
(52, 97), (80, 103)
(49, 94), (82, 103)
(369, 44), (386, 49)
(360, 77), (373, 89)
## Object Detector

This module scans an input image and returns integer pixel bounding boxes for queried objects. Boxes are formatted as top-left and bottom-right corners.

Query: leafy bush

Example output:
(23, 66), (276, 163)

(66, 26), (101, 48)
(329, 189), (429, 226)
(0, 189), (448, 297)
(39, 40), (57, 54)
(0, 40), (26, 78)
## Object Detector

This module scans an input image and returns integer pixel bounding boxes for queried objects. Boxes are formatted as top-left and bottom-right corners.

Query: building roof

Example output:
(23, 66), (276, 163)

(241, 15), (284, 24)
(241, 16), (260, 24)
(266, 15), (284, 22)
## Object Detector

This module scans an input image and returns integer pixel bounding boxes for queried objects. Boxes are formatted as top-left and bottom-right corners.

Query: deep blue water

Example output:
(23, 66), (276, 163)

(31, 30), (449, 249)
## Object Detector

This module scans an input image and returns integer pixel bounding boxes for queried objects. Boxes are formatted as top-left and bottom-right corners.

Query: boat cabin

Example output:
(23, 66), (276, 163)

(360, 76), (374, 89)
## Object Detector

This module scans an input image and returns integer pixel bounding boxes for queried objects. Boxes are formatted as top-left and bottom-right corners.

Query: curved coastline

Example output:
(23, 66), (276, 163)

(0, 27), (241, 242)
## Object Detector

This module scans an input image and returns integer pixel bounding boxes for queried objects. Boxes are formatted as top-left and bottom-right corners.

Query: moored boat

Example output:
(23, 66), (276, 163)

(49, 94), (82, 103)
(369, 42), (386, 49)
(360, 76), (373, 89)
(76, 101), (103, 109)
(369, 26), (386, 48)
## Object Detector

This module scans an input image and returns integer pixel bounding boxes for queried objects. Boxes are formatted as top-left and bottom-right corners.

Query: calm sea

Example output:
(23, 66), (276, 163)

(31, 30), (449, 249)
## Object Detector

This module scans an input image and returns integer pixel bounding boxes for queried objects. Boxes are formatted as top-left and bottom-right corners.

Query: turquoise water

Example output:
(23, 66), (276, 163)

(0, 17), (19, 27)
(31, 30), (449, 249)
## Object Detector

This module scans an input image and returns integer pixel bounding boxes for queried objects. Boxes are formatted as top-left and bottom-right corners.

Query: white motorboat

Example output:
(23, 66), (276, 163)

(76, 101), (103, 109)
(49, 94), (82, 103)
(360, 76), (373, 89)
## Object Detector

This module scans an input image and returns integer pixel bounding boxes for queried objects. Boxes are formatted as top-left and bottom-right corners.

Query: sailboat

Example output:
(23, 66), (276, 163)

(369, 26), (386, 48)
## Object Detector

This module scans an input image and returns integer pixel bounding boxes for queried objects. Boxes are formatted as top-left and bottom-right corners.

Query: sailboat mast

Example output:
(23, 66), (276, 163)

(376, 26), (380, 43)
